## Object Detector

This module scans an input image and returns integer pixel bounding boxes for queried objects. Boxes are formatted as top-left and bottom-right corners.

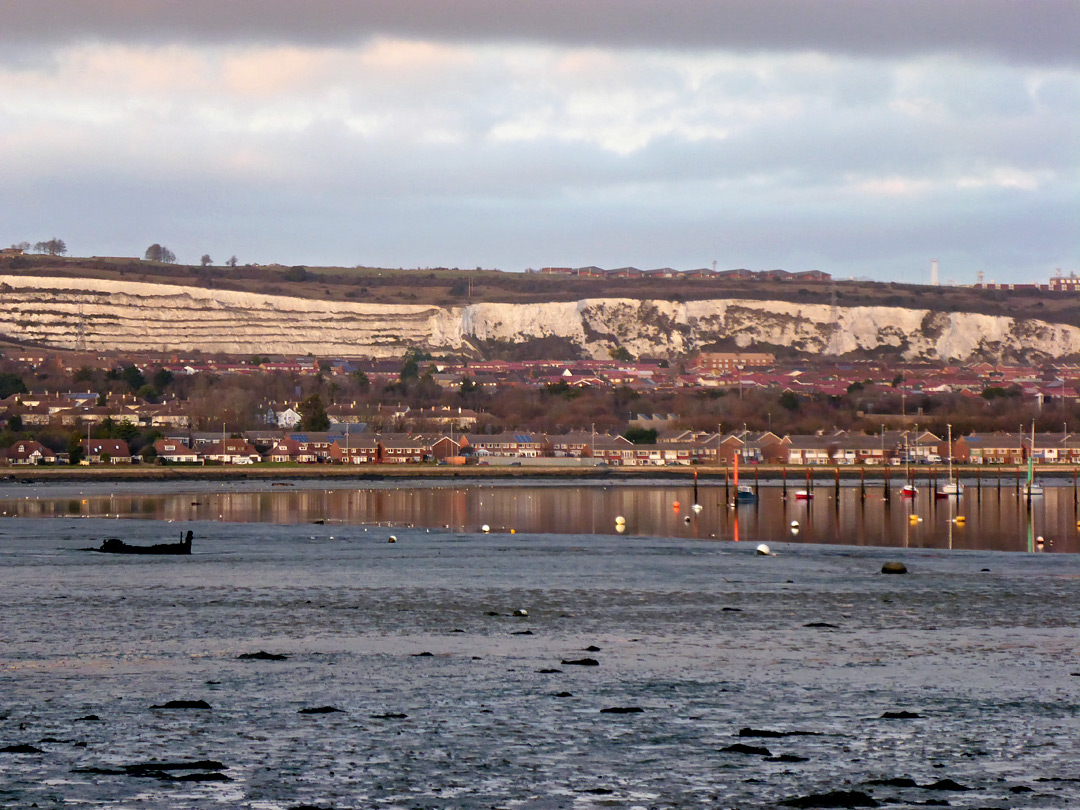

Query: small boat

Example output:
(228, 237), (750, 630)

(936, 424), (963, 498)
(1025, 422), (1044, 497)
(794, 489), (813, 500)
(901, 433), (917, 498)
(85, 531), (193, 555)
(735, 484), (757, 504)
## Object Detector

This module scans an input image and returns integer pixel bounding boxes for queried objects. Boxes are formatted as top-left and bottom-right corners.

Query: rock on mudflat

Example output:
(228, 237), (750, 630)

(867, 777), (918, 787)
(561, 658), (599, 666)
(1, 744), (43, 753)
(150, 700), (211, 710)
(780, 789), (879, 808)
(881, 561), (908, 575)
(237, 651), (288, 661)
(722, 743), (772, 756)
(600, 706), (644, 714)
(298, 706), (345, 715)
(923, 778), (970, 791)
(880, 710), (922, 719)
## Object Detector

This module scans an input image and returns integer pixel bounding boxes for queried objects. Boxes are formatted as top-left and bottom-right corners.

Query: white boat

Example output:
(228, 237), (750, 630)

(936, 424), (963, 497)
(1026, 421), (1044, 497)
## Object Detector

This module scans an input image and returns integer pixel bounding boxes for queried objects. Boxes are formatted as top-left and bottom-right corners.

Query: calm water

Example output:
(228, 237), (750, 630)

(0, 478), (1076, 552)
(3, 483), (1080, 808)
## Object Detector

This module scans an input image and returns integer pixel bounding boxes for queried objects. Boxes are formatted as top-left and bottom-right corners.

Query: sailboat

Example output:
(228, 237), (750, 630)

(937, 424), (963, 497)
(732, 455), (757, 504)
(901, 433), (917, 498)
(1026, 422), (1044, 497)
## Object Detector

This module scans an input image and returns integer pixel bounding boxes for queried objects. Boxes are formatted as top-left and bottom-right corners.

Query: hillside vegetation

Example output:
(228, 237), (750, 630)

(2, 254), (1078, 328)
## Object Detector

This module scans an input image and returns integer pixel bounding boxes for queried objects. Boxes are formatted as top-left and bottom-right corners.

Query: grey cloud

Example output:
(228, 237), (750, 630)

(2, 0), (1077, 65)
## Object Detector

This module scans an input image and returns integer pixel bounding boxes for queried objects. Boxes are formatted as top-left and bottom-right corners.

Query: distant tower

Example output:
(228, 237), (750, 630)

(977, 270), (984, 287)
(931, 259), (939, 286)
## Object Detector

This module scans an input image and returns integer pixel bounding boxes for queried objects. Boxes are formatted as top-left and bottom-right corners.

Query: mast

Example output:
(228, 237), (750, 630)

(947, 423), (953, 485)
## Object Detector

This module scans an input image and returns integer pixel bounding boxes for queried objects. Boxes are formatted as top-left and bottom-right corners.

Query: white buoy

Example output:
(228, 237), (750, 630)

(756, 543), (771, 556)
(388, 535), (397, 543)
(684, 516), (691, 524)
(791, 526), (800, 536)
(790, 520), (799, 529)
(482, 524), (490, 533)
(513, 609), (528, 617)
(692, 503), (703, 513)
(615, 516), (626, 525)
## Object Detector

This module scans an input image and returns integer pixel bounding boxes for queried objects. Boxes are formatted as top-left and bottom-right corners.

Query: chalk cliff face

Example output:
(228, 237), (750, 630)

(1, 275), (1077, 361)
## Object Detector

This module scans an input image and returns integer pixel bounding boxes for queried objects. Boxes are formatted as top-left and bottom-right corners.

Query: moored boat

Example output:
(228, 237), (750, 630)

(85, 531), (193, 555)
(735, 484), (757, 504)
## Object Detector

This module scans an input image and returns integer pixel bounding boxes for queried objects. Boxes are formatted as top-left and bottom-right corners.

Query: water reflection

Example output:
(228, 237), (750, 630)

(2, 480), (1078, 553)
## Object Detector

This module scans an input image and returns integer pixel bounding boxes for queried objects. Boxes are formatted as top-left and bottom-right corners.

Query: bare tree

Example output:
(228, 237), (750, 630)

(33, 238), (67, 256)
(226, 255), (238, 268)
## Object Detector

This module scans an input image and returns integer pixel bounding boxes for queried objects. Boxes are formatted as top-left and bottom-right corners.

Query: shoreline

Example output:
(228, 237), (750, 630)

(1, 462), (1075, 484)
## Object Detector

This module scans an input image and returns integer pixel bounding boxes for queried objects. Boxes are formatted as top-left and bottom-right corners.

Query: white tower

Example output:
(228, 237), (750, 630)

(931, 259), (939, 286)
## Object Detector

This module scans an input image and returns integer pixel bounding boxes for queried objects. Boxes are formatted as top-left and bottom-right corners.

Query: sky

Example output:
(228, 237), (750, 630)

(0, 1), (1077, 283)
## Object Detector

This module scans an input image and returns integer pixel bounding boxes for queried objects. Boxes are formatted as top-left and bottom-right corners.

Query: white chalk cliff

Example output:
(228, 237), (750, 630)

(0, 275), (1076, 361)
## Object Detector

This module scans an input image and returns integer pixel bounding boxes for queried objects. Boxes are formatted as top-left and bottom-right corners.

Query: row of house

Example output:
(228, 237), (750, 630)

(537, 267), (832, 282)
(8, 428), (1080, 467)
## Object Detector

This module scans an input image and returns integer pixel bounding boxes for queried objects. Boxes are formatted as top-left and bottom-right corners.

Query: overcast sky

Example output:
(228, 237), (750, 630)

(1, 1), (1076, 283)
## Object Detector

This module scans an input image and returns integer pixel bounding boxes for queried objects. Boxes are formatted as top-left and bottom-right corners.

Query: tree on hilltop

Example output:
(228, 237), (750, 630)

(33, 238), (67, 256)
(144, 243), (177, 263)
(200, 254), (213, 267)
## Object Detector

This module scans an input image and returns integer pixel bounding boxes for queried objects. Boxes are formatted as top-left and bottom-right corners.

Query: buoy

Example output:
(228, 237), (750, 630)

(615, 516), (626, 525)
(513, 609), (528, 617)
(1037, 535), (1044, 544)
(673, 501), (680, 511)
(616, 524), (626, 534)
(684, 516), (691, 524)
(909, 514), (919, 522)
(790, 526), (800, 535)
(692, 503), (703, 513)
(790, 520), (799, 529)
(756, 543), (771, 556)
(954, 516), (966, 524)
(388, 535), (397, 543)
(510, 529), (515, 534)
(482, 524), (490, 533)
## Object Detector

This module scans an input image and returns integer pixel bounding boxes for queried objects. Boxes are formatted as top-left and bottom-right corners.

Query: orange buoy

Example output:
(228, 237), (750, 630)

(673, 500), (680, 511)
